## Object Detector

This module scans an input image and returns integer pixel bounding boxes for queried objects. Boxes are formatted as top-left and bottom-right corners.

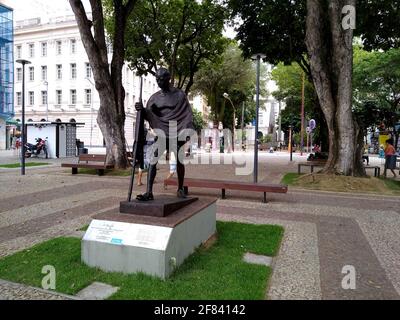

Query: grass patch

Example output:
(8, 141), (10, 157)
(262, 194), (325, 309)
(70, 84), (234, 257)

(0, 162), (49, 168)
(78, 224), (89, 232)
(281, 173), (400, 195)
(67, 167), (151, 177)
(0, 222), (283, 300)
(73, 168), (133, 176)
(281, 173), (304, 185)
(381, 178), (400, 192)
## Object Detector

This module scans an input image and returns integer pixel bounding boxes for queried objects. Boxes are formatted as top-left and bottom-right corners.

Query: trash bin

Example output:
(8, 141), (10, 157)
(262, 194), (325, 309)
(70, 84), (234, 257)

(78, 148), (88, 155)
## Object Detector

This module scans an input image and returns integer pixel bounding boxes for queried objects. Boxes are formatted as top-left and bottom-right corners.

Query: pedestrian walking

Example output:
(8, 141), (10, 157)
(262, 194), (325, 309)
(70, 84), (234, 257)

(384, 138), (397, 179)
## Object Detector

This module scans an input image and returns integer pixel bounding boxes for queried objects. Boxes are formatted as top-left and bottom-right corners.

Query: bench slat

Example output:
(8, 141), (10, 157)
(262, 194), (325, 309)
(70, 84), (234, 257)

(62, 163), (114, 170)
(164, 178), (287, 193)
(78, 154), (106, 162)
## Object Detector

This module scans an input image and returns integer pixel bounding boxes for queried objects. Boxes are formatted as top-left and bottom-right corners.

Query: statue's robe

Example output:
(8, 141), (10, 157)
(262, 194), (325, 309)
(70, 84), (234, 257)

(144, 87), (194, 138)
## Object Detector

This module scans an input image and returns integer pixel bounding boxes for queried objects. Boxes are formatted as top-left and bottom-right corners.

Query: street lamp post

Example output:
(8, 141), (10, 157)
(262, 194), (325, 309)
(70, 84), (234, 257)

(16, 59), (31, 176)
(251, 53), (266, 183)
(223, 93), (236, 152)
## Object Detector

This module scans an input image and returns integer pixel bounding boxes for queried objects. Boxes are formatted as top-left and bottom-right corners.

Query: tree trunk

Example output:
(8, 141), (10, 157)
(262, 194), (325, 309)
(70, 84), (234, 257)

(305, 0), (365, 176)
(70, 0), (136, 169)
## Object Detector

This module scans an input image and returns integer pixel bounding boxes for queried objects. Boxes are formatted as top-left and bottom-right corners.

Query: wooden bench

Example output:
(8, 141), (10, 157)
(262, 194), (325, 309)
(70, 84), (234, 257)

(298, 161), (326, 174)
(164, 178), (288, 203)
(61, 154), (114, 176)
(364, 165), (381, 178)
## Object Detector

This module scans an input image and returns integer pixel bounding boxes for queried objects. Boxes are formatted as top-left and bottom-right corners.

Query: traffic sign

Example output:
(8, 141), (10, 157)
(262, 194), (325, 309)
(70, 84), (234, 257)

(309, 119), (316, 131)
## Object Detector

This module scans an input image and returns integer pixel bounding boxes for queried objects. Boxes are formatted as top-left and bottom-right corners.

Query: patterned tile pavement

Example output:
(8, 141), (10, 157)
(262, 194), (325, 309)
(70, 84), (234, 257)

(0, 154), (399, 300)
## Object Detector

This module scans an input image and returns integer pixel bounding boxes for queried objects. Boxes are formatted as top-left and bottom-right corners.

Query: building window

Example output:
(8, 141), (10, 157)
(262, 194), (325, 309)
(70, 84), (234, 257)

(56, 40), (62, 55)
(16, 68), (22, 81)
(16, 92), (22, 105)
(28, 91), (34, 106)
(70, 39), (76, 54)
(29, 43), (35, 58)
(85, 89), (91, 105)
(41, 91), (47, 105)
(41, 66), (47, 81)
(41, 42), (47, 57)
(56, 90), (62, 105)
(16, 45), (22, 59)
(70, 89), (77, 105)
(70, 63), (77, 79)
(29, 67), (34, 81)
(56, 64), (62, 80)
(85, 63), (92, 78)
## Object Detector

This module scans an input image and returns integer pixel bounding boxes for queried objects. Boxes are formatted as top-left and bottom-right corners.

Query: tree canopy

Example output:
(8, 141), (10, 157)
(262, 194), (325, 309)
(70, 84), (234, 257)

(353, 46), (400, 146)
(105, 0), (227, 94)
(227, 0), (309, 75)
(192, 43), (263, 131)
(271, 62), (327, 146)
(228, 0), (400, 65)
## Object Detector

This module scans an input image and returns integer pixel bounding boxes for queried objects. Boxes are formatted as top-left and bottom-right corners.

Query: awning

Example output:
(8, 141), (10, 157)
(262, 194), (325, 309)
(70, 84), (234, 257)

(6, 119), (19, 125)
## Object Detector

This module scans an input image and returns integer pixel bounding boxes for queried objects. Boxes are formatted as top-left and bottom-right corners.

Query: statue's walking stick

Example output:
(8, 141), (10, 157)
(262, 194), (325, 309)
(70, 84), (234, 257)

(127, 77), (144, 202)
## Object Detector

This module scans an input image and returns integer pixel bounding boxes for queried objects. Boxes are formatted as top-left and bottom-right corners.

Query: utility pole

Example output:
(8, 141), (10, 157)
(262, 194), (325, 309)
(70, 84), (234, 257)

(300, 73), (305, 156)
(278, 100), (282, 146)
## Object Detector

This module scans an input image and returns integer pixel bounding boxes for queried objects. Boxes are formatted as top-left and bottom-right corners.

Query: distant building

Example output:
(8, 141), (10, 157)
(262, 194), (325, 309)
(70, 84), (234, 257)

(246, 64), (285, 148)
(0, 3), (14, 150)
(188, 93), (210, 121)
(258, 64), (285, 143)
(13, 14), (158, 148)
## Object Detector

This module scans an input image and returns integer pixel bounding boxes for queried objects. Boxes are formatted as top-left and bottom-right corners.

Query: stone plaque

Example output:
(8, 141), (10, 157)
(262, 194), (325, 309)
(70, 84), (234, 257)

(83, 219), (172, 251)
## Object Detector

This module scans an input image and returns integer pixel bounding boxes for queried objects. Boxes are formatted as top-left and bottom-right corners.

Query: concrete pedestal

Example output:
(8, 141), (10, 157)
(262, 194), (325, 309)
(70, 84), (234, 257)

(82, 197), (217, 279)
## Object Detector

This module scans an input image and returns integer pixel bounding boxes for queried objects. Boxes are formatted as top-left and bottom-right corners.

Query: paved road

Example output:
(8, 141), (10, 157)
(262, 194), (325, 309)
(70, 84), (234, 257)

(0, 153), (399, 300)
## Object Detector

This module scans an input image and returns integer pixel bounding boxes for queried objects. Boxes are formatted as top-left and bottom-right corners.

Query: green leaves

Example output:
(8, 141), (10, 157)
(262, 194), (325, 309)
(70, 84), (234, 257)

(353, 46), (400, 131)
(109, 0), (227, 93)
(193, 43), (260, 129)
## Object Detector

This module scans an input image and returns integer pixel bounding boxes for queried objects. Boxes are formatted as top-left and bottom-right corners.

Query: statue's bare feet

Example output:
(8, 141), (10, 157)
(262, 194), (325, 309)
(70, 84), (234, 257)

(177, 189), (187, 199)
(136, 193), (154, 201)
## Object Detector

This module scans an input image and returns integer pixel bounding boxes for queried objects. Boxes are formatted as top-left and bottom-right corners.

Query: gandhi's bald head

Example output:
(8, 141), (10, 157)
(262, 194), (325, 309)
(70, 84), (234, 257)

(156, 68), (171, 92)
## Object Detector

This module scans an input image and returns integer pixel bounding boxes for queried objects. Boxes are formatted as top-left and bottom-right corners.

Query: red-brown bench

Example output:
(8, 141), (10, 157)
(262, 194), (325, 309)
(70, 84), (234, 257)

(61, 154), (114, 176)
(164, 178), (288, 203)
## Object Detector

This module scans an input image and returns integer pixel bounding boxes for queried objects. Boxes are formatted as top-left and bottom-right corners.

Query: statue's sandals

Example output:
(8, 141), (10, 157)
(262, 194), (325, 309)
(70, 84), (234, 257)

(136, 193), (154, 201)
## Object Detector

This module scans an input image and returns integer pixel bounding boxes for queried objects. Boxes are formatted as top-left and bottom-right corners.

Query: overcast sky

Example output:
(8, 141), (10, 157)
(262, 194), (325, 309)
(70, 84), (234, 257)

(6, 0), (90, 22)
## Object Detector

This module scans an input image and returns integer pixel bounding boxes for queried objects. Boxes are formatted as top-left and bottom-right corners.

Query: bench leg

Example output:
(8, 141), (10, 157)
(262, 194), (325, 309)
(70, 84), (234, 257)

(97, 169), (104, 176)
(298, 165), (301, 175)
(72, 167), (78, 175)
(184, 186), (189, 196)
(221, 189), (226, 200)
(263, 192), (268, 204)
(311, 166), (314, 173)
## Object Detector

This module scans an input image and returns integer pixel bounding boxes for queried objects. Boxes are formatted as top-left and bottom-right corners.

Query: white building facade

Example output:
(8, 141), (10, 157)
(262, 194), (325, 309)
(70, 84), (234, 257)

(13, 15), (159, 149)
(257, 64), (285, 144)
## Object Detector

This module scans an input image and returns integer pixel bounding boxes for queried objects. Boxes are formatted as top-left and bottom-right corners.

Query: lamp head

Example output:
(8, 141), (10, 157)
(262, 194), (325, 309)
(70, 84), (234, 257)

(251, 53), (266, 61)
(16, 59), (31, 65)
